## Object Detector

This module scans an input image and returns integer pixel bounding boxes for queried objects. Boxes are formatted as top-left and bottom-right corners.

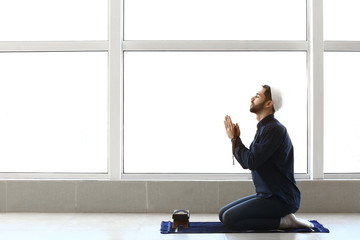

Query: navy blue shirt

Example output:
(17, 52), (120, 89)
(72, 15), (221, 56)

(234, 114), (300, 210)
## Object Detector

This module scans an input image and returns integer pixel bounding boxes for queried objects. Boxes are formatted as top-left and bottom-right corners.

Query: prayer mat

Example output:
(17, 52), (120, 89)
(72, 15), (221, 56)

(160, 220), (330, 234)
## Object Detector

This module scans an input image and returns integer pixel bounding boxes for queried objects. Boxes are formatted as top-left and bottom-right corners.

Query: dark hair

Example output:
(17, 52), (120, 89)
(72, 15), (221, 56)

(262, 84), (272, 101)
(262, 84), (275, 113)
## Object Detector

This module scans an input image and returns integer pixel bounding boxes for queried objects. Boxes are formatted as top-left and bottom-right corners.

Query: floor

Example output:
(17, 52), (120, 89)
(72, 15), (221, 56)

(0, 213), (358, 240)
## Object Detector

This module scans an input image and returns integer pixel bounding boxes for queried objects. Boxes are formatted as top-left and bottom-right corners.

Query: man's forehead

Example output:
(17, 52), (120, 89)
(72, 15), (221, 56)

(257, 88), (266, 96)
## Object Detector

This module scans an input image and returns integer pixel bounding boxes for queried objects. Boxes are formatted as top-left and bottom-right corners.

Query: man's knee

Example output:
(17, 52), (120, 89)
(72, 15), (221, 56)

(218, 206), (227, 223)
(221, 209), (237, 227)
(218, 211), (223, 223)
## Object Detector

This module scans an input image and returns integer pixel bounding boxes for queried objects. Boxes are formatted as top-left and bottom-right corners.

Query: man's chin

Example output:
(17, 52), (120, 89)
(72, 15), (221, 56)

(250, 106), (259, 113)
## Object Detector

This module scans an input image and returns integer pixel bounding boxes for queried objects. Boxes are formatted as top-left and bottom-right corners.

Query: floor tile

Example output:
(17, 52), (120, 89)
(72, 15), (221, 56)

(0, 213), (357, 240)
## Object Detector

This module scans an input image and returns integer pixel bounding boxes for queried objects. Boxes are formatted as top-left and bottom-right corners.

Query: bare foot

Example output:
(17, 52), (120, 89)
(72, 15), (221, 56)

(279, 214), (314, 229)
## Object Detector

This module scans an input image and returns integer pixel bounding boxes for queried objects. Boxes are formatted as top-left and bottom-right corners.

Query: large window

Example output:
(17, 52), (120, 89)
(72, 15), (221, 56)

(0, 0), (110, 176)
(124, 52), (307, 173)
(324, 0), (360, 40)
(0, 0), (107, 41)
(123, 0), (308, 175)
(324, 53), (360, 173)
(0, 53), (107, 172)
(1, 0), (359, 179)
(323, 0), (360, 175)
(124, 0), (305, 40)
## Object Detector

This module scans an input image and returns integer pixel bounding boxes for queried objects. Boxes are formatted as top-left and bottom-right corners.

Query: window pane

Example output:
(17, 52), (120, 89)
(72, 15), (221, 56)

(324, 0), (360, 40)
(124, 52), (307, 173)
(0, 53), (108, 173)
(324, 53), (360, 173)
(124, 0), (305, 40)
(0, 0), (108, 41)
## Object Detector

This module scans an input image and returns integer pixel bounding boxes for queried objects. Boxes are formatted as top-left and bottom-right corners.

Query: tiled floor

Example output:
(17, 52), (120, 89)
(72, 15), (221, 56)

(0, 213), (358, 240)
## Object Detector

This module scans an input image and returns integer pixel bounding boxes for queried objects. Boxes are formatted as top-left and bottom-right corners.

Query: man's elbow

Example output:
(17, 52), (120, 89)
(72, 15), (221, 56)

(248, 165), (257, 170)
(247, 161), (259, 170)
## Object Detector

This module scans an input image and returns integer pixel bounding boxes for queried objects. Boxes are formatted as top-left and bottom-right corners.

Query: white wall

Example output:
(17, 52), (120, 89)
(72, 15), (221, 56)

(0, 180), (359, 213)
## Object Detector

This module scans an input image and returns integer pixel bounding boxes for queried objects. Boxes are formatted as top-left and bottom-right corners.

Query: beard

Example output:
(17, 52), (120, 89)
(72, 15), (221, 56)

(250, 100), (266, 113)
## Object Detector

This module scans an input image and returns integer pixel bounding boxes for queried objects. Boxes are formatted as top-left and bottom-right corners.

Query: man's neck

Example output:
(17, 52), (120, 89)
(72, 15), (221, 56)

(256, 111), (273, 122)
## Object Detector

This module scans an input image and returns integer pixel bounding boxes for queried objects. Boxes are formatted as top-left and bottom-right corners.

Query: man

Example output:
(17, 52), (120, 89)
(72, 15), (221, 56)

(219, 85), (313, 230)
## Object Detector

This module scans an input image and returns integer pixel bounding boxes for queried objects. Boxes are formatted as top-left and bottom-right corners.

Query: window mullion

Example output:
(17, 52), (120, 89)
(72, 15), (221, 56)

(325, 41), (360, 51)
(0, 41), (108, 52)
(122, 40), (308, 51)
(108, 0), (122, 179)
(308, 0), (324, 179)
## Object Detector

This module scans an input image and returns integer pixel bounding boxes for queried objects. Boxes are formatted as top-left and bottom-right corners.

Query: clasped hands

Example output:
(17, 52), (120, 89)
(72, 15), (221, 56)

(224, 115), (240, 140)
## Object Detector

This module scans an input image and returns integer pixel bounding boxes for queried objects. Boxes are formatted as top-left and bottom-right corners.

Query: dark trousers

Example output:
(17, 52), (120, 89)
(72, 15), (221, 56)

(219, 194), (297, 230)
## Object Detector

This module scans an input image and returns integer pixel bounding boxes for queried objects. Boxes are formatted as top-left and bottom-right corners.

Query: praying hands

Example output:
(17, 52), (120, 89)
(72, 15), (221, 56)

(224, 115), (240, 140)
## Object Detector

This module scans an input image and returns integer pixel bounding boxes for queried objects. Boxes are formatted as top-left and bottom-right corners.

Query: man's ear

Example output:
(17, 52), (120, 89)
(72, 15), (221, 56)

(265, 100), (274, 109)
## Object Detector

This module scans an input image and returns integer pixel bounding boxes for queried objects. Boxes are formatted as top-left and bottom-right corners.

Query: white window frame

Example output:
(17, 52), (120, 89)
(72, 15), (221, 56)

(0, 0), (121, 179)
(323, 45), (360, 180)
(121, 0), (310, 180)
(1, 0), (359, 180)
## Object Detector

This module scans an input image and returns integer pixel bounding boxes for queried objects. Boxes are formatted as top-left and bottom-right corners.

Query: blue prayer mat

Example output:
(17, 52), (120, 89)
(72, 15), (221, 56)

(160, 221), (329, 234)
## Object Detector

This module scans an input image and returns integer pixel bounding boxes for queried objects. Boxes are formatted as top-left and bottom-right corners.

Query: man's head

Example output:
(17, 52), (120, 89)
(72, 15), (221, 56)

(250, 85), (282, 115)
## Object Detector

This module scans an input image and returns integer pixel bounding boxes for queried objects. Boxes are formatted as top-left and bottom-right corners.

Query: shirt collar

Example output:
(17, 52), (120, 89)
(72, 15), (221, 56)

(257, 114), (275, 129)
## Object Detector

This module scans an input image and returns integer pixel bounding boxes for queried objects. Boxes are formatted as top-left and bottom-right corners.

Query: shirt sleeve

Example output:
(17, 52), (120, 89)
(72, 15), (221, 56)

(234, 125), (285, 170)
